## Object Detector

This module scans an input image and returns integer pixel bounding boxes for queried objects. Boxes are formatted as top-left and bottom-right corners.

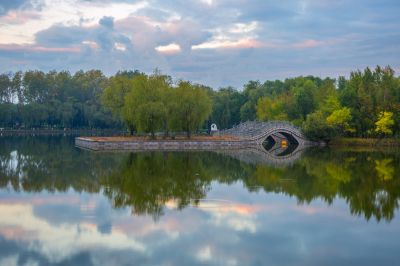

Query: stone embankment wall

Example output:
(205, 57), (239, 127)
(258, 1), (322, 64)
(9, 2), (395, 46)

(75, 137), (257, 151)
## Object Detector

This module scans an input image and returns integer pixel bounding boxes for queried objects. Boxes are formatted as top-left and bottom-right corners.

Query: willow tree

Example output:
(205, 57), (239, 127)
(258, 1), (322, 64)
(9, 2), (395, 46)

(122, 73), (171, 138)
(102, 75), (135, 132)
(173, 81), (212, 138)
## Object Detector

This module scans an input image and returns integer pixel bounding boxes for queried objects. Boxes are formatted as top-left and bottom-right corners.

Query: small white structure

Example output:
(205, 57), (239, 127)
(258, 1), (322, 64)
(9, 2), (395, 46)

(211, 123), (218, 132)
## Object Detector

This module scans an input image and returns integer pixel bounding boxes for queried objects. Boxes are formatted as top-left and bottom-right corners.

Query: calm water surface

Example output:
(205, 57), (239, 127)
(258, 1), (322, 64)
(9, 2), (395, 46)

(1, 136), (400, 266)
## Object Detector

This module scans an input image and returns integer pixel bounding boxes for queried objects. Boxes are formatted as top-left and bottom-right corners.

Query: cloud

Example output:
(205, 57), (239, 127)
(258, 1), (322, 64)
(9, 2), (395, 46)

(0, 9), (40, 25)
(155, 43), (181, 55)
(114, 42), (126, 51)
(292, 39), (324, 49)
(191, 21), (260, 50)
(195, 245), (212, 262)
(33, 16), (132, 52)
(192, 39), (262, 50)
(0, 0), (399, 87)
(0, 44), (81, 53)
(99, 16), (114, 28)
(0, 0), (30, 15)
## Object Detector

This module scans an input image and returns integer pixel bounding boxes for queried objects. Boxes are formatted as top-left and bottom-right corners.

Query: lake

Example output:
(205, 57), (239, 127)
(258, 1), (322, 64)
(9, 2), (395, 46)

(0, 136), (400, 266)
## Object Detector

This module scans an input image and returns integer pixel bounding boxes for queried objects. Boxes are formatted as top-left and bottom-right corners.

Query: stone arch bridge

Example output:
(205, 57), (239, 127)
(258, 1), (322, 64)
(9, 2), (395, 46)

(219, 121), (315, 147)
(218, 121), (318, 166)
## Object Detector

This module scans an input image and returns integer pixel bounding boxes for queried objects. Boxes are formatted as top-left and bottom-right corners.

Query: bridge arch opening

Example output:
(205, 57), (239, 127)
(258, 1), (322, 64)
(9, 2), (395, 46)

(262, 135), (276, 150)
(261, 131), (299, 156)
(279, 132), (299, 146)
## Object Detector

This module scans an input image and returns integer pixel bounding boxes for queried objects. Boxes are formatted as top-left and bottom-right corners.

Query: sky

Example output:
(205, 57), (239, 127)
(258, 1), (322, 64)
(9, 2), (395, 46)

(0, 0), (399, 88)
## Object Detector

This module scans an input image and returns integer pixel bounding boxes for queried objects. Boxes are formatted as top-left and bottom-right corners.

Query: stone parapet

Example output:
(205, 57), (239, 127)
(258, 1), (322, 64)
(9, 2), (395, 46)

(75, 137), (257, 151)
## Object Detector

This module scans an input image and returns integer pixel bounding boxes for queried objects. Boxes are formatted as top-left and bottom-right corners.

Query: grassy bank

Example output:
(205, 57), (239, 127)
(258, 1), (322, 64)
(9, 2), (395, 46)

(330, 137), (400, 147)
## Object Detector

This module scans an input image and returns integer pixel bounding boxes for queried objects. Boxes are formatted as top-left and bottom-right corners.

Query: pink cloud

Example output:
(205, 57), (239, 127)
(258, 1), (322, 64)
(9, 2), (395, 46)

(292, 38), (346, 49)
(155, 43), (181, 55)
(293, 39), (324, 49)
(0, 10), (41, 25)
(192, 38), (263, 50)
(0, 44), (81, 53)
(113, 216), (183, 237)
(0, 226), (29, 240)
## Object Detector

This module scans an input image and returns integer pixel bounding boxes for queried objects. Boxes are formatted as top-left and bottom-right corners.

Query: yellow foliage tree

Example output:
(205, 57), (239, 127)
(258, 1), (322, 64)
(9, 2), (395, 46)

(375, 111), (394, 136)
(375, 159), (394, 181)
(326, 107), (354, 133)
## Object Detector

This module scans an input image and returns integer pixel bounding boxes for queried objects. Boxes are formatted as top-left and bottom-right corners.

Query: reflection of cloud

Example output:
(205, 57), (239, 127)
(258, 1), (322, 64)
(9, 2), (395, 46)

(196, 245), (212, 262)
(195, 201), (258, 233)
(0, 255), (19, 266)
(0, 195), (81, 206)
(0, 204), (146, 263)
(166, 199), (339, 234)
(115, 216), (182, 240)
(194, 245), (238, 265)
(210, 211), (257, 233)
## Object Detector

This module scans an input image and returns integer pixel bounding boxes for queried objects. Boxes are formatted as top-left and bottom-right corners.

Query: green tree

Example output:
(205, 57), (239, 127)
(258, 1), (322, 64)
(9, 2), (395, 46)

(211, 87), (245, 129)
(256, 96), (288, 121)
(293, 80), (316, 119)
(102, 75), (135, 125)
(173, 81), (212, 138)
(302, 111), (333, 141)
(122, 73), (168, 138)
(0, 73), (12, 103)
(240, 80), (265, 121)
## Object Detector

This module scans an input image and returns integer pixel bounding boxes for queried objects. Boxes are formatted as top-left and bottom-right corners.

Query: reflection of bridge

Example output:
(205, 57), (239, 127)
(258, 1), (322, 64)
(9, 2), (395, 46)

(219, 121), (318, 166)
(217, 146), (307, 167)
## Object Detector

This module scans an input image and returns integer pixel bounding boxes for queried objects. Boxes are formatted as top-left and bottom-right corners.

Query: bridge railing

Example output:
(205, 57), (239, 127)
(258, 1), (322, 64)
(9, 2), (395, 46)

(219, 121), (304, 139)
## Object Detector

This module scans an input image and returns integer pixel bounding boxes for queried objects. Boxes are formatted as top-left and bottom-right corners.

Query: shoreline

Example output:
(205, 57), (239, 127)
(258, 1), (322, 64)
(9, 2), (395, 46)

(0, 129), (125, 136)
(329, 137), (400, 147)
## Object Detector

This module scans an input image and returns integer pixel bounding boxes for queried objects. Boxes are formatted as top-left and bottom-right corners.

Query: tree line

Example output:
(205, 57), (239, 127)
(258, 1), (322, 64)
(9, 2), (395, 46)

(1, 66), (399, 140)
(0, 70), (118, 129)
(213, 65), (400, 140)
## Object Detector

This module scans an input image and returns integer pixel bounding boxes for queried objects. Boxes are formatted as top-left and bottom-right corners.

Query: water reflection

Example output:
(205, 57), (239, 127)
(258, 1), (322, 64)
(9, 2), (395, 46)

(102, 152), (212, 219)
(1, 136), (400, 265)
(1, 136), (400, 222)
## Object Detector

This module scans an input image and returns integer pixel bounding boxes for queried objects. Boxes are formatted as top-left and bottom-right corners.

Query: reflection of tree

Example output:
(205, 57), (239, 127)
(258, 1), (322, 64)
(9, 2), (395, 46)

(1, 136), (400, 222)
(0, 136), (122, 192)
(244, 148), (400, 221)
(101, 152), (213, 219)
(375, 158), (394, 181)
